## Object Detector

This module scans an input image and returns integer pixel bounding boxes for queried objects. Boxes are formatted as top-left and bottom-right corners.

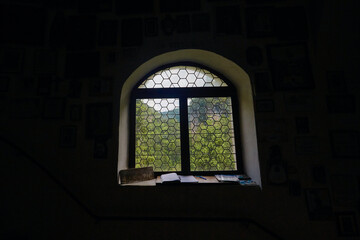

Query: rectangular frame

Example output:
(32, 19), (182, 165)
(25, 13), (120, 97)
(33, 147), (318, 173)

(59, 125), (77, 148)
(305, 188), (333, 221)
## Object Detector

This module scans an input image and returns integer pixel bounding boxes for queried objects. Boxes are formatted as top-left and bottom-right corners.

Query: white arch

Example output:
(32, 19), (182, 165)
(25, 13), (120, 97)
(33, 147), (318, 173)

(118, 49), (261, 186)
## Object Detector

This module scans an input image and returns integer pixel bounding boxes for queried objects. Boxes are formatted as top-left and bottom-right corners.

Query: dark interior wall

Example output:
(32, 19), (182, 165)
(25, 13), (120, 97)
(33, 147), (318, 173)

(1, 0), (359, 239)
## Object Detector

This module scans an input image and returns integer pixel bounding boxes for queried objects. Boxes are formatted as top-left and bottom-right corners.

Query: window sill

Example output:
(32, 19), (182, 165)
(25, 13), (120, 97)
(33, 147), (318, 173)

(120, 176), (260, 188)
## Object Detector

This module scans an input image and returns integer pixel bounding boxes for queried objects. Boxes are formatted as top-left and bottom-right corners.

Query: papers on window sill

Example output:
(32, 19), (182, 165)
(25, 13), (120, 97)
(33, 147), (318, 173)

(160, 173), (198, 184)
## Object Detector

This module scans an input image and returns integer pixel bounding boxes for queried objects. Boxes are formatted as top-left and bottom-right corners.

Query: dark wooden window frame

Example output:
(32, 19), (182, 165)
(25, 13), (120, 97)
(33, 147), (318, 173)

(129, 62), (243, 176)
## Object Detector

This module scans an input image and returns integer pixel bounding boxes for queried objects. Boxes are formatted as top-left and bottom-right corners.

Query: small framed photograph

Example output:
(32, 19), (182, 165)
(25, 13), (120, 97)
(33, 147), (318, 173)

(246, 46), (264, 66)
(330, 130), (360, 158)
(246, 7), (275, 38)
(98, 20), (118, 46)
(42, 97), (66, 119)
(215, 5), (242, 35)
(311, 165), (327, 184)
(295, 116), (310, 134)
(94, 137), (108, 159)
(327, 95), (356, 113)
(0, 76), (10, 92)
(305, 188), (333, 221)
(331, 174), (357, 207)
(295, 136), (318, 155)
(256, 99), (274, 112)
(37, 75), (53, 96)
(60, 125), (77, 148)
(327, 70), (347, 93)
(336, 212), (359, 237)
(88, 78), (113, 96)
(144, 17), (158, 37)
(34, 50), (58, 74)
(121, 18), (143, 47)
(175, 15), (191, 33)
(284, 94), (314, 112)
(68, 80), (83, 98)
(267, 43), (313, 91)
(0, 48), (24, 73)
(10, 98), (41, 119)
(191, 13), (210, 32)
(288, 180), (302, 196)
(69, 104), (82, 121)
(253, 71), (272, 93)
(86, 103), (113, 138)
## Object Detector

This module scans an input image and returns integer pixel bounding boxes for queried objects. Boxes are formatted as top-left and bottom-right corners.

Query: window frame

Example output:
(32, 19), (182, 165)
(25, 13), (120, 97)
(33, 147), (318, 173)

(129, 62), (243, 176)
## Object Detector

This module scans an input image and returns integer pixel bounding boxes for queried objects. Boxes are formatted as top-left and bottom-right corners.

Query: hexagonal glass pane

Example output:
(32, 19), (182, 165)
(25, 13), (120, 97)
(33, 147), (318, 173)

(135, 98), (181, 171)
(138, 66), (228, 88)
(188, 97), (237, 171)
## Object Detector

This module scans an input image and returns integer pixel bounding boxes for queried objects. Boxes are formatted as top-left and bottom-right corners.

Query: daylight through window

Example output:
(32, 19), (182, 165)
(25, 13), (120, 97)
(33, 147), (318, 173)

(130, 65), (242, 175)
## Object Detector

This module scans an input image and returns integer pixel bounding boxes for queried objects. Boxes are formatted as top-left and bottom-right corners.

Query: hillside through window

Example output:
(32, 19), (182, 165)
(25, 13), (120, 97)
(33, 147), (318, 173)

(130, 65), (242, 175)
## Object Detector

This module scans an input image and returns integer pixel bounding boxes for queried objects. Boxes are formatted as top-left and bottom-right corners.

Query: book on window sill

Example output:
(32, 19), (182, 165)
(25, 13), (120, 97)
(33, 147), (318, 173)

(160, 173), (198, 184)
(214, 174), (241, 183)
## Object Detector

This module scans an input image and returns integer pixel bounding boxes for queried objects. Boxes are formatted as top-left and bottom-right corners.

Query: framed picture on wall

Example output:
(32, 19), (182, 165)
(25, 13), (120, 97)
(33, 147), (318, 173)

(0, 76), (10, 92)
(86, 102), (112, 138)
(326, 95), (356, 113)
(327, 70), (347, 93)
(42, 97), (66, 119)
(0, 48), (24, 73)
(253, 71), (272, 93)
(305, 188), (333, 221)
(245, 7), (275, 38)
(330, 130), (360, 158)
(256, 99), (274, 112)
(59, 125), (77, 148)
(69, 104), (82, 121)
(336, 212), (359, 237)
(267, 43), (313, 91)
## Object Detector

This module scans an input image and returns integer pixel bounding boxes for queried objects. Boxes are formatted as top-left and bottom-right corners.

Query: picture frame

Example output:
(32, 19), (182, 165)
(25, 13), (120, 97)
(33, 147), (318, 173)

(305, 188), (333, 221)
(34, 50), (58, 74)
(326, 70), (347, 93)
(69, 104), (82, 121)
(267, 43), (313, 91)
(37, 75), (53, 96)
(330, 130), (360, 158)
(295, 136), (318, 155)
(59, 125), (77, 148)
(336, 212), (359, 237)
(88, 78), (113, 96)
(121, 18), (143, 47)
(175, 14), (191, 33)
(284, 94), (314, 112)
(86, 103), (113, 138)
(0, 48), (24, 73)
(42, 97), (66, 119)
(215, 5), (242, 35)
(256, 118), (288, 142)
(245, 7), (275, 38)
(191, 13), (210, 32)
(144, 17), (159, 37)
(0, 76), (10, 92)
(98, 20), (118, 46)
(326, 95), (356, 114)
(330, 174), (357, 207)
(311, 165), (327, 185)
(94, 137), (108, 159)
(256, 99), (274, 112)
(246, 46), (264, 66)
(253, 71), (272, 93)
(295, 116), (310, 134)
(10, 98), (41, 119)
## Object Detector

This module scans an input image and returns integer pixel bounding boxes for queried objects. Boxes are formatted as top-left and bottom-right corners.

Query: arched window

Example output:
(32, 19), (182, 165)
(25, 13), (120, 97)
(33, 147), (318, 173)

(130, 64), (242, 175)
(118, 50), (261, 186)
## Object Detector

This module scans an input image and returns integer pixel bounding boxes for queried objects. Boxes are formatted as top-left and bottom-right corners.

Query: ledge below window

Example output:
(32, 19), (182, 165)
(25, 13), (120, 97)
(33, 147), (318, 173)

(120, 176), (260, 188)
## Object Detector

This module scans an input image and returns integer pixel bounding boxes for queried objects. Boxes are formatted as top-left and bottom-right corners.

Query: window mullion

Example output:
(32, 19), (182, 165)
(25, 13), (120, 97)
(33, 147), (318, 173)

(179, 97), (190, 174)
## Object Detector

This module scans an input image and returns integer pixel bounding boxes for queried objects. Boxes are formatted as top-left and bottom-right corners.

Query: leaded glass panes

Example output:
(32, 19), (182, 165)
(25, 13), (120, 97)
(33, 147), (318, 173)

(135, 98), (181, 171)
(138, 66), (228, 89)
(188, 97), (237, 171)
